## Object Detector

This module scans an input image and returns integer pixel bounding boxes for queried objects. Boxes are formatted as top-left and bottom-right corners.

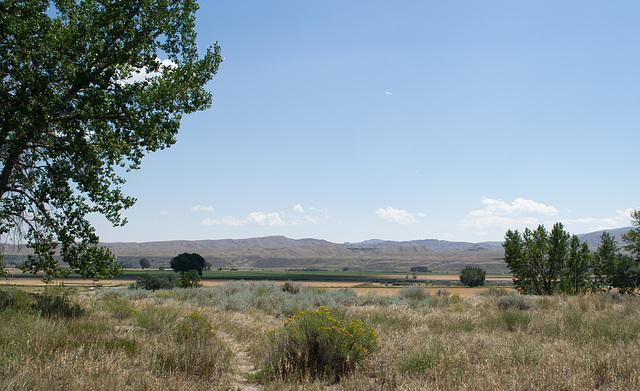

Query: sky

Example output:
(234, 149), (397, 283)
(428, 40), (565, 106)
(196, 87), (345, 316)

(92, 0), (639, 244)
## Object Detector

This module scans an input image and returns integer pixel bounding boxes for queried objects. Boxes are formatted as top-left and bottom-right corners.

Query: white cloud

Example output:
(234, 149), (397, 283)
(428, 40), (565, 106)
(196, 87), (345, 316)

(247, 211), (287, 226)
(159, 211), (169, 215)
(201, 211), (287, 227)
(200, 206), (331, 227)
(461, 197), (558, 236)
(469, 197), (558, 217)
(305, 216), (320, 224)
(376, 207), (417, 225)
(201, 216), (245, 226)
(561, 208), (637, 232)
(385, 91), (393, 95)
(191, 205), (215, 213)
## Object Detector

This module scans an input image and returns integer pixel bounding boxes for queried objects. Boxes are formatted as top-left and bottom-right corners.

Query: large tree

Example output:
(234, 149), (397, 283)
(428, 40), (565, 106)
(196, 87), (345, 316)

(170, 252), (206, 276)
(0, 1), (222, 281)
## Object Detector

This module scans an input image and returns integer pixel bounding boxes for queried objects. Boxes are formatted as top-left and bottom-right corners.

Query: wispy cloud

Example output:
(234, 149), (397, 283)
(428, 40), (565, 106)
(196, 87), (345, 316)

(376, 206), (417, 225)
(201, 206), (330, 227)
(247, 211), (287, 226)
(201, 211), (286, 227)
(461, 197), (558, 235)
(191, 205), (215, 213)
(561, 208), (636, 232)
(468, 197), (558, 218)
(385, 91), (393, 95)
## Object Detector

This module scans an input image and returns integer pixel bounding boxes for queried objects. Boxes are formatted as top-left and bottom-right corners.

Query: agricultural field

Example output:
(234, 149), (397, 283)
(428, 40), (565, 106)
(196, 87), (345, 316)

(0, 268), (512, 296)
(1, 282), (639, 390)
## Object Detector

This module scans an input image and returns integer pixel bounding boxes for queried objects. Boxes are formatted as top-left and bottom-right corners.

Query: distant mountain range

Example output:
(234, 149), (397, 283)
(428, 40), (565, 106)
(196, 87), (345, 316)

(4, 227), (632, 274)
(92, 227), (632, 273)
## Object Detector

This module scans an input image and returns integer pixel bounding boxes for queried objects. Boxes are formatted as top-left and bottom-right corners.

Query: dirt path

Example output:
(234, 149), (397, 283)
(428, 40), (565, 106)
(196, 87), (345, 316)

(218, 331), (262, 390)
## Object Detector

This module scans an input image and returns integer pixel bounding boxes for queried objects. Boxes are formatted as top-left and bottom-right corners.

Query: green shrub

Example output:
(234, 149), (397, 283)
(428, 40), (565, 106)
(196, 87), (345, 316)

(0, 288), (34, 311)
(400, 285), (429, 301)
(136, 305), (180, 333)
(135, 274), (175, 291)
(479, 287), (509, 297)
(399, 345), (446, 373)
(497, 295), (532, 311)
(263, 306), (378, 382)
(178, 269), (202, 288)
(0, 287), (83, 318)
(104, 297), (138, 319)
(157, 312), (231, 382)
(498, 310), (531, 331)
(32, 293), (83, 319)
(174, 312), (213, 344)
(282, 280), (301, 294)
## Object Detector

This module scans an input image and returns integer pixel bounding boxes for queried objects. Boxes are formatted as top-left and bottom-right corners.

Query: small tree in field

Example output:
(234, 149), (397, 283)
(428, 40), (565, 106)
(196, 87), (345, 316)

(179, 270), (202, 288)
(139, 258), (151, 270)
(170, 253), (206, 276)
(459, 267), (486, 287)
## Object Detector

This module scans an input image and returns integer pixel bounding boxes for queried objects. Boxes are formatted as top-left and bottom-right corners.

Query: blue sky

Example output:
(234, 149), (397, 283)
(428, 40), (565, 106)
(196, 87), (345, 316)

(93, 0), (639, 244)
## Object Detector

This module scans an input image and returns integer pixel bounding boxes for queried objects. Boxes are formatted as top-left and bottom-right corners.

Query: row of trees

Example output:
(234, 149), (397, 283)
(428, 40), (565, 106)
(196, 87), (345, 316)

(504, 210), (640, 295)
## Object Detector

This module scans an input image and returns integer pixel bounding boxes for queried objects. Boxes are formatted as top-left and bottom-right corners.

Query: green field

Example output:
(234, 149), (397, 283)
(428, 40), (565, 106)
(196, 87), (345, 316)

(122, 269), (462, 282)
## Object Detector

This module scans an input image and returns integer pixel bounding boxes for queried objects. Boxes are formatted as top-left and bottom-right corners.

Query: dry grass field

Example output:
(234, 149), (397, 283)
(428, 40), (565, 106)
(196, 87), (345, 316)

(1, 281), (639, 390)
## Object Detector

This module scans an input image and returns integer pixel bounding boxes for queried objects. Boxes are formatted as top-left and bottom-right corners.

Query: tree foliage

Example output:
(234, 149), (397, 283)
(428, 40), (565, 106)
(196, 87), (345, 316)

(0, 1), (222, 281)
(459, 266), (486, 287)
(560, 235), (591, 294)
(178, 269), (202, 288)
(622, 209), (640, 263)
(170, 252), (206, 275)
(591, 231), (619, 292)
(139, 258), (151, 269)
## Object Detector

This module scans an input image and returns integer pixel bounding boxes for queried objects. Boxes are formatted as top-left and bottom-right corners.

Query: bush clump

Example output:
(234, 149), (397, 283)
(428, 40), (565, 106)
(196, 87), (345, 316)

(156, 312), (232, 382)
(0, 287), (83, 318)
(282, 280), (301, 294)
(135, 274), (176, 291)
(174, 312), (213, 344)
(33, 292), (84, 319)
(497, 295), (532, 311)
(263, 306), (378, 382)
(400, 285), (430, 301)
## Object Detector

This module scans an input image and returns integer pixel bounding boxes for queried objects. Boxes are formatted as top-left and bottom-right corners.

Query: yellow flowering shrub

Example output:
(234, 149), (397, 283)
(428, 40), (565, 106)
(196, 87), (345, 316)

(264, 306), (378, 381)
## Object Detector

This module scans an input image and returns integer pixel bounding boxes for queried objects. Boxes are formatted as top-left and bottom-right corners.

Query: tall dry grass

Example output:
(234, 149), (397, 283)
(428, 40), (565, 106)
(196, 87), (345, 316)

(1, 283), (639, 390)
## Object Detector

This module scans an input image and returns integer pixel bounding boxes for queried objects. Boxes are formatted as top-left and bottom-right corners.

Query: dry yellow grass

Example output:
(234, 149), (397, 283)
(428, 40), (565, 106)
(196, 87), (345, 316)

(2, 283), (639, 390)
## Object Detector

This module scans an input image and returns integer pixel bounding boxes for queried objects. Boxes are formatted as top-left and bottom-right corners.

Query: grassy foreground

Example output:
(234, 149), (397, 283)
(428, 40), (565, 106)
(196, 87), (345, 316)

(1, 282), (640, 390)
